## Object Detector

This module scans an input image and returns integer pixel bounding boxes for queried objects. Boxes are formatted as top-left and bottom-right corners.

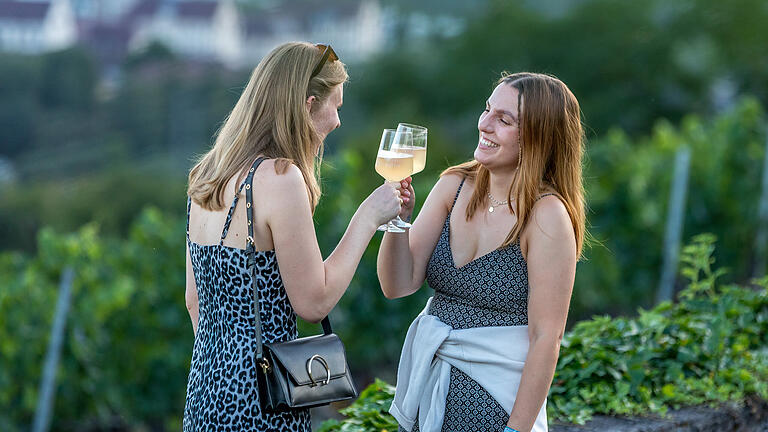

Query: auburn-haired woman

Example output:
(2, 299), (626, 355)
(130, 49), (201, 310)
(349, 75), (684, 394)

(378, 72), (585, 432)
(183, 42), (403, 431)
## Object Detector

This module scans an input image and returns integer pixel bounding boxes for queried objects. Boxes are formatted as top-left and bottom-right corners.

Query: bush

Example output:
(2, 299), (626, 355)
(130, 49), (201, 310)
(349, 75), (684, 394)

(549, 234), (768, 424)
(317, 379), (399, 432)
(0, 208), (190, 430)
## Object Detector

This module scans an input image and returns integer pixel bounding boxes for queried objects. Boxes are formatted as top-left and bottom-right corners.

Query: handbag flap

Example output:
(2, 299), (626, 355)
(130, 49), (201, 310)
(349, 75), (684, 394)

(266, 334), (349, 386)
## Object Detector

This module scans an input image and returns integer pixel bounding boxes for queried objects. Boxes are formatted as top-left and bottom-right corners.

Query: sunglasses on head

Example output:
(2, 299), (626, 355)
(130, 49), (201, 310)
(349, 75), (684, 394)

(310, 44), (338, 79)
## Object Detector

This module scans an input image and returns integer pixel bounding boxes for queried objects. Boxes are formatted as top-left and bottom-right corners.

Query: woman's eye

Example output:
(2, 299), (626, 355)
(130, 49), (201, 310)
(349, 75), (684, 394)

(500, 118), (510, 125)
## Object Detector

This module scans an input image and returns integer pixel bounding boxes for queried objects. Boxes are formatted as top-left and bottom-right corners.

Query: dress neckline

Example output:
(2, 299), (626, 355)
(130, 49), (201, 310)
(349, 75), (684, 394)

(446, 213), (520, 271)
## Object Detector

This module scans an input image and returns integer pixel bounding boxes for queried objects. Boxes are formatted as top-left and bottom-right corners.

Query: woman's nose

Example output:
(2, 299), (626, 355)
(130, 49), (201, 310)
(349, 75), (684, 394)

(478, 114), (493, 133)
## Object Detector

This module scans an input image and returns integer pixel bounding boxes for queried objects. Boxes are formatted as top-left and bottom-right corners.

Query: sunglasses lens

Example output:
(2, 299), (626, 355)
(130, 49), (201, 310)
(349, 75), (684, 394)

(310, 44), (337, 79)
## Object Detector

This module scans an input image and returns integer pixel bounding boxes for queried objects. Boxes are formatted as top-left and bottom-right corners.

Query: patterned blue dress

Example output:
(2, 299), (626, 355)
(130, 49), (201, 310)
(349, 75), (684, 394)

(183, 159), (310, 431)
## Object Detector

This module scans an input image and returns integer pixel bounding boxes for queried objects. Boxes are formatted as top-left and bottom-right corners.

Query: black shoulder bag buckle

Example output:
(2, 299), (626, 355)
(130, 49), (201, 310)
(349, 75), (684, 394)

(244, 157), (357, 412)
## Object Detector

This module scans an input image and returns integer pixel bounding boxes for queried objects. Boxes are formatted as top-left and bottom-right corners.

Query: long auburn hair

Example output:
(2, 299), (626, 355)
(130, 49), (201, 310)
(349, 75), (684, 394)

(443, 72), (586, 258)
(187, 42), (348, 212)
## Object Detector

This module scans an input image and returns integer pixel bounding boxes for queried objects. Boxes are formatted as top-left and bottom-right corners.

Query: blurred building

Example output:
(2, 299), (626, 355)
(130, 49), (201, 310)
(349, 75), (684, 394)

(0, 0), (77, 54)
(71, 0), (142, 22)
(243, 0), (386, 65)
(1, 0), (389, 70)
(124, 0), (242, 68)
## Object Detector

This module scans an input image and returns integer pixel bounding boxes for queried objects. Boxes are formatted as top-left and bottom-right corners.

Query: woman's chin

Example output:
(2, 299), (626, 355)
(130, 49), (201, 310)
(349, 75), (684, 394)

(474, 147), (494, 165)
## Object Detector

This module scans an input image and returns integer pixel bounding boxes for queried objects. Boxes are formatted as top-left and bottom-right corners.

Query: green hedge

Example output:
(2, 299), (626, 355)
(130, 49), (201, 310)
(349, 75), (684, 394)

(0, 209), (190, 430)
(319, 234), (768, 430)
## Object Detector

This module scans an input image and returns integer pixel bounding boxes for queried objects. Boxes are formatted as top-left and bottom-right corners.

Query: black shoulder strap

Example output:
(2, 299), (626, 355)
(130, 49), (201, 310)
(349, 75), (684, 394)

(247, 158), (333, 362)
(186, 196), (192, 240)
(536, 192), (556, 202)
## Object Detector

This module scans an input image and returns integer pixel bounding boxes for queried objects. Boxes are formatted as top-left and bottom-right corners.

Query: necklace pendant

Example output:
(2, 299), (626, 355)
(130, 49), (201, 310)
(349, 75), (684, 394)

(488, 206), (494, 213)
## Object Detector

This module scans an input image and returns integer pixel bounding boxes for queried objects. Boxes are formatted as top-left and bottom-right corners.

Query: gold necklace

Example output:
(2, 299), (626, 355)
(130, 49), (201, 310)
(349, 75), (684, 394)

(488, 193), (508, 213)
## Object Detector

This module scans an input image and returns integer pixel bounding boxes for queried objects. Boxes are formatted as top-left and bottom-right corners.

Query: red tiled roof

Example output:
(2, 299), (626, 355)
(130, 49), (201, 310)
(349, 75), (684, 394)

(177, 1), (217, 19)
(245, 15), (272, 36)
(124, 0), (161, 23)
(123, 0), (218, 24)
(245, 0), (359, 37)
(0, 1), (50, 20)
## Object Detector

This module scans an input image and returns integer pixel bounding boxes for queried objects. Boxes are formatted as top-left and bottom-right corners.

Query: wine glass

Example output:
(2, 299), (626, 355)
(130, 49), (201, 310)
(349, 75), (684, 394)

(395, 123), (427, 174)
(391, 123), (428, 228)
(375, 129), (414, 233)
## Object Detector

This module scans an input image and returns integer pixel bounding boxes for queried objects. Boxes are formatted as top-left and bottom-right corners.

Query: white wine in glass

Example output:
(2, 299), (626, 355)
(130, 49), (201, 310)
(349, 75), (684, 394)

(375, 150), (414, 182)
(394, 146), (426, 174)
(392, 123), (428, 228)
(396, 123), (427, 174)
(376, 129), (413, 233)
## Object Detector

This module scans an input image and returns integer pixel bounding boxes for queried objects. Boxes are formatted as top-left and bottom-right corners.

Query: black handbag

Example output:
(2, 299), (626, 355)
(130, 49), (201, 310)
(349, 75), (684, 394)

(243, 157), (358, 412)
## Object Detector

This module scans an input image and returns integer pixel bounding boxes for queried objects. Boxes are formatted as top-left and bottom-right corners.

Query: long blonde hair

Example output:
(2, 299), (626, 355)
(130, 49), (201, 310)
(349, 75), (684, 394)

(443, 72), (586, 258)
(188, 42), (348, 212)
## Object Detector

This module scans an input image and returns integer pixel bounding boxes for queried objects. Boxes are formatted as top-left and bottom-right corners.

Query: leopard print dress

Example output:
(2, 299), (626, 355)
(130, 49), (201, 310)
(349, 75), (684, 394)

(183, 158), (310, 431)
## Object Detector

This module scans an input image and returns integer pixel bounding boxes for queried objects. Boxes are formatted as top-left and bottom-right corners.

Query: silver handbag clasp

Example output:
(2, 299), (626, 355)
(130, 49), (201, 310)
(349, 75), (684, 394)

(306, 354), (331, 387)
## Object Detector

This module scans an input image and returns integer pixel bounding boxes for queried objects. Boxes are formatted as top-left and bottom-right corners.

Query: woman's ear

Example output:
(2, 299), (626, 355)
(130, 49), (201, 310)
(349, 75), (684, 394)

(305, 95), (316, 113)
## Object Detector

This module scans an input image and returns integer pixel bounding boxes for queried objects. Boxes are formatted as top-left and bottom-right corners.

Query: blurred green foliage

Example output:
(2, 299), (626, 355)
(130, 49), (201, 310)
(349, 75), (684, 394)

(0, 209), (189, 430)
(340, 0), (768, 148)
(316, 235), (768, 430)
(575, 97), (766, 316)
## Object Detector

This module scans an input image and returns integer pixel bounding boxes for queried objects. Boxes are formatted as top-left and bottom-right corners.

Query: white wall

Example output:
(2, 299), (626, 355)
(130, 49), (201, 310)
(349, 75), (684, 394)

(128, 0), (244, 69)
(43, 0), (78, 50)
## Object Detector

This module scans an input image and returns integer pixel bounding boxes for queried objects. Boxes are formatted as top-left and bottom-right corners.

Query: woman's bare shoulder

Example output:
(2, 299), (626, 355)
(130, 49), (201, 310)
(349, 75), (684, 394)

(436, 173), (464, 188)
(528, 195), (573, 242)
(428, 173), (465, 211)
(254, 160), (306, 194)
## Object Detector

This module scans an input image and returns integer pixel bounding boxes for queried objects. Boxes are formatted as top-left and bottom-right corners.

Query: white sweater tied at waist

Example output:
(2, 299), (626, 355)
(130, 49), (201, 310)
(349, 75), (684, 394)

(389, 298), (548, 432)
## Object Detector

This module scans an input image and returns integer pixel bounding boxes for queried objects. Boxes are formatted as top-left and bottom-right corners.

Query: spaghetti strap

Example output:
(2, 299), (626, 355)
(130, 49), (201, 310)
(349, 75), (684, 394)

(220, 157), (267, 245)
(536, 192), (556, 202)
(186, 196), (192, 240)
(219, 178), (250, 245)
(449, 178), (466, 213)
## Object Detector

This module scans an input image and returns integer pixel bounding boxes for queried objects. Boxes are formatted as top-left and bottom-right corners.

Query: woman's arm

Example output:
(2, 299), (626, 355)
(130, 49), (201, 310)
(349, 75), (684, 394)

(185, 242), (199, 336)
(376, 174), (462, 299)
(506, 196), (577, 432)
(263, 163), (402, 322)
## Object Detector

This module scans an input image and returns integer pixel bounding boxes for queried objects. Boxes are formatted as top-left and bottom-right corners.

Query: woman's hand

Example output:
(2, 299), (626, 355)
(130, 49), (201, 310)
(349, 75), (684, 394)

(359, 181), (403, 228)
(398, 177), (415, 222)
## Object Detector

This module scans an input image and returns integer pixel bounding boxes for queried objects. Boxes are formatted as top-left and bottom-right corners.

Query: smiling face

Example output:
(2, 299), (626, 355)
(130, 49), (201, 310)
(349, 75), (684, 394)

(474, 83), (521, 173)
(310, 84), (343, 149)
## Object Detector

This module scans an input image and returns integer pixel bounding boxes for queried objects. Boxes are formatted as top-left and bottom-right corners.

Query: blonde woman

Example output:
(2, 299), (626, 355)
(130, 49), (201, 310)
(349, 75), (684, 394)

(378, 72), (585, 432)
(183, 43), (403, 431)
